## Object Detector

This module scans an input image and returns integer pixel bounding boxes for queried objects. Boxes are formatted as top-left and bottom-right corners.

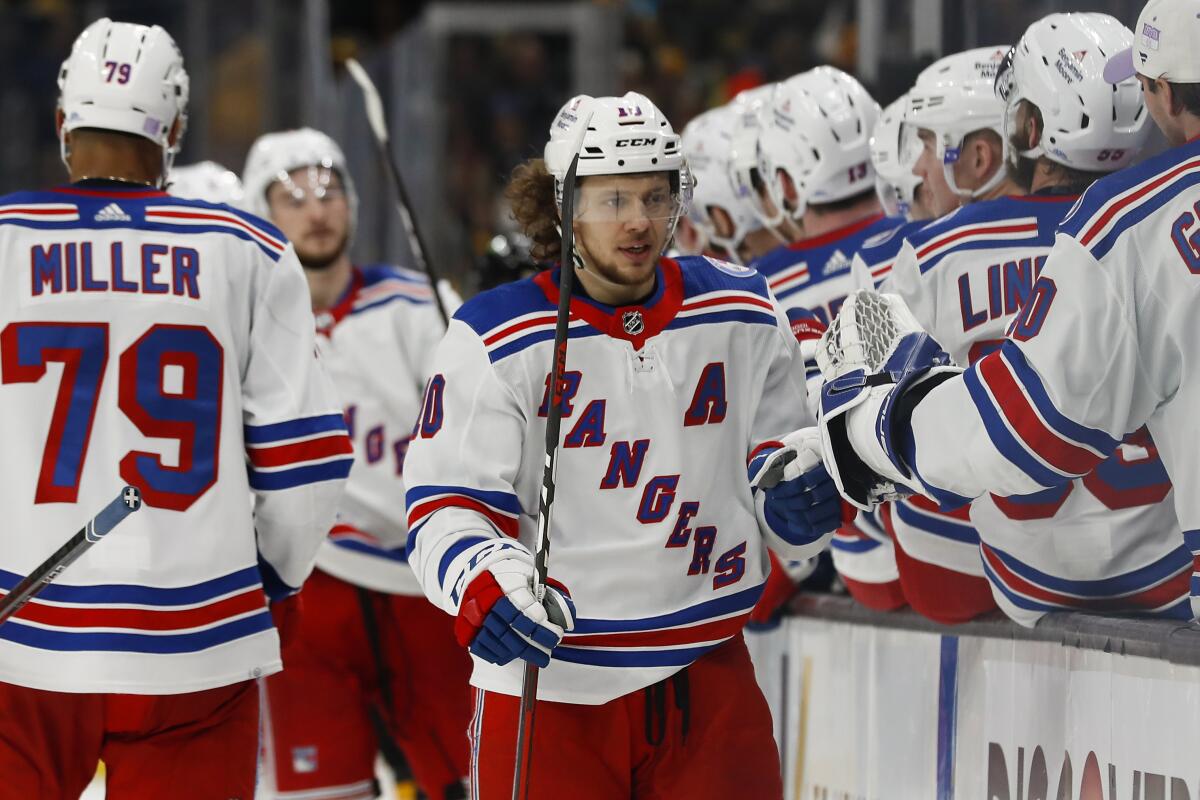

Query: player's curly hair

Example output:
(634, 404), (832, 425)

(505, 158), (561, 263)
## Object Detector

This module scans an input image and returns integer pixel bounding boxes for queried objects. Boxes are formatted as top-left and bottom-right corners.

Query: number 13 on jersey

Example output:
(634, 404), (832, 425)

(1, 321), (223, 510)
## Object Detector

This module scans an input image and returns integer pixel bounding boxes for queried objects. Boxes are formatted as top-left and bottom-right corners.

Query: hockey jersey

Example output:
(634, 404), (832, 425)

(0, 183), (351, 693)
(404, 255), (815, 704)
(312, 265), (448, 595)
(893, 148), (1200, 619)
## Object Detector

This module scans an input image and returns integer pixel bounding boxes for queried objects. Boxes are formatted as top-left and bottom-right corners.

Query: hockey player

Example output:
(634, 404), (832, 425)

(405, 92), (841, 798)
(727, 83), (802, 244)
(878, 12), (1188, 626)
(242, 129), (472, 800)
(681, 104), (782, 265)
(754, 67), (903, 328)
(0, 19), (350, 800)
(841, 47), (1015, 624)
(169, 160), (245, 206)
(814, 0), (1200, 625)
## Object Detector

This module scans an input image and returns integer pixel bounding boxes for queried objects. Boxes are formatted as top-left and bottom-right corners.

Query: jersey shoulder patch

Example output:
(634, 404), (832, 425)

(675, 254), (770, 300)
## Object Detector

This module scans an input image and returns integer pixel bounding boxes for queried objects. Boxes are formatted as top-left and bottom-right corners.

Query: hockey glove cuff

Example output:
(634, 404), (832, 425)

(454, 557), (575, 669)
(749, 427), (841, 560)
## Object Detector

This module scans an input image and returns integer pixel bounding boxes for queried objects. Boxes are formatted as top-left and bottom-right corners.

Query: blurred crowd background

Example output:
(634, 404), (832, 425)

(2, 0), (1151, 295)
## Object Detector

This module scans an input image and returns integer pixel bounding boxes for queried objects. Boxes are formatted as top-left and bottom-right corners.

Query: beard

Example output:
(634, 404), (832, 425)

(294, 230), (350, 271)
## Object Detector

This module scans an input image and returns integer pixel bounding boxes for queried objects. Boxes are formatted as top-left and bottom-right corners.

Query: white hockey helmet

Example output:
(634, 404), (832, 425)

(902, 46), (1010, 198)
(995, 13), (1150, 173)
(726, 84), (788, 234)
(871, 94), (921, 218)
(757, 66), (880, 220)
(57, 18), (189, 185)
(681, 105), (764, 262)
(168, 161), (245, 206)
(543, 92), (691, 245)
(242, 127), (359, 233)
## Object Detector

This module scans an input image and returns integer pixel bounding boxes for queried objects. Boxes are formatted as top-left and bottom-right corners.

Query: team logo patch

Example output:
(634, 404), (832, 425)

(292, 746), (318, 774)
(622, 310), (645, 335)
(704, 255), (756, 277)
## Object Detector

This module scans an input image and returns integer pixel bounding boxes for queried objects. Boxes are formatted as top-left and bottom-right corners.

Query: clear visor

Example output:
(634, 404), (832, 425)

(271, 164), (346, 208)
(572, 178), (682, 223)
(898, 122), (928, 170)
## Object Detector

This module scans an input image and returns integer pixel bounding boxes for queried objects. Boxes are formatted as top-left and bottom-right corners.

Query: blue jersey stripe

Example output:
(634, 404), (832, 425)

(0, 217), (284, 261)
(963, 364), (1066, 488)
(665, 309), (777, 333)
(247, 458), (354, 491)
(893, 501), (980, 545)
(436, 535), (494, 585)
(330, 538), (409, 563)
(984, 541), (1192, 596)
(0, 565), (262, 606)
(552, 641), (718, 668)
(570, 582), (764, 634)
(0, 611), (274, 653)
(405, 484), (523, 515)
(244, 413), (348, 444)
(487, 326), (602, 364)
(999, 344), (1119, 455)
(830, 537), (881, 554)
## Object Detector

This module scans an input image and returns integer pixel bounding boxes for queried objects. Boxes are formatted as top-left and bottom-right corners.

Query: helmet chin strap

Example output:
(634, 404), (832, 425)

(943, 136), (1008, 199)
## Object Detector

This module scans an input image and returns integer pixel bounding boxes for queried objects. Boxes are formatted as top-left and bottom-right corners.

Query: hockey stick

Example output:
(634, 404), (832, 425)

(344, 57), (451, 328)
(511, 113), (592, 800)
(0, 486), (143, 626)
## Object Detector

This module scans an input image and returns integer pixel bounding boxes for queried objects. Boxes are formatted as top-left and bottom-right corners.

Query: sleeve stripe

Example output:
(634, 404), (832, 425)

(963, 364), (1074, 488)
(407, 495), (518, 538)
(244, 413), (348, 444)
(972, 348), (1110, 478)
(436, 534), (495, 586)
(405, 484), (522, 514)
(247, 433), (353, 468)
(996, 344), (1119, 454)
(560, 609), (752, 648)
(247, 459), (353, 491)
(893, 500), (979, 545)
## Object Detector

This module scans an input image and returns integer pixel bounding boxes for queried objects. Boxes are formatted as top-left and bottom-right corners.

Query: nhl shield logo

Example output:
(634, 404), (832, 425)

(622, 310), (645, 335)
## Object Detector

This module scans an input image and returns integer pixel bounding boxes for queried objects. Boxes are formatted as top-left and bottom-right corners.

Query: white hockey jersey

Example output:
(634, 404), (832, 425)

(313, 264), (447, 595)
(886, 192), (1188, 625)
(0, 182), (351, 694)
(892, 139), (1200, 619)
(404, 256), (813, 704)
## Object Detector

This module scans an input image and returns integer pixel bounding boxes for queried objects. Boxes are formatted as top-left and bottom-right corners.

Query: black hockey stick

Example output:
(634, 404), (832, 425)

(0, 486), (142, 626)
(511, 114), (592, 800)
(344, 57), (451, 328)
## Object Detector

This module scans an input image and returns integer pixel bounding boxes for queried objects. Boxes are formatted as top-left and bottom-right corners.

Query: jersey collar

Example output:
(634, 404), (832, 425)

(54, 179), (169, 199)
(315, 268), (364, 336)
(787, 213), (885, 251)
(533, 257), (684, 351)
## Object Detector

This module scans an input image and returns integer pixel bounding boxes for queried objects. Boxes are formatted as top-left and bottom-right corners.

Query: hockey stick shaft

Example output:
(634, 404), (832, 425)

(344, 58), (451, 328)
(0, 486), (143, 627)
(512, 119), (590, 800)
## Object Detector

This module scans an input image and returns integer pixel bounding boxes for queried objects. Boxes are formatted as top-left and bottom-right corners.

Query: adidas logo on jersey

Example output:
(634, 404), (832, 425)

(94, 203), (131, 223)
(823, 249), (851, 275)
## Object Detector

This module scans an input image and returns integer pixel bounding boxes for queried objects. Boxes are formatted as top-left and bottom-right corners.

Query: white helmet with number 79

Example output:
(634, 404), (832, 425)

(757, 66), (880, 220)
(57, 18), (189, 185)
(994, 12), (1150, 173)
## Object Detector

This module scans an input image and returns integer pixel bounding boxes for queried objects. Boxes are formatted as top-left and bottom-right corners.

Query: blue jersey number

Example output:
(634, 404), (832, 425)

(2, 322), (223, 510)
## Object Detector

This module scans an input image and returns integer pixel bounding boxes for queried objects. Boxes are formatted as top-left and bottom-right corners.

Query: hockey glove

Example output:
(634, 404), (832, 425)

(815, 290), (962, 510)
(749, 427), (845, 560)
(455, 556), (576, 669)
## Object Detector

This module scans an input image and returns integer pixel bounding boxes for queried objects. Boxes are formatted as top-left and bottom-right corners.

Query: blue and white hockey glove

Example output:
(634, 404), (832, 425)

(749, 427), (843, 560)
(454, 553), (576, 669)
(816, 290), (962, 510)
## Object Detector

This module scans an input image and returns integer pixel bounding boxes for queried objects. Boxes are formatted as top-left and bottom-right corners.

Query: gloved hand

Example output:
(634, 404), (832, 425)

(454, 556), (575, 668)
(749, 427), (845, 559)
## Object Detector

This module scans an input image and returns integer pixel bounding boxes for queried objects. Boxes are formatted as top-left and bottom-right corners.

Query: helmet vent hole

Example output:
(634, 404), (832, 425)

(1079, 112), (1089, 129)
(651, 157), (658, 164)
(618, 159), (625, 167)
(1042, 56), (1050, 66)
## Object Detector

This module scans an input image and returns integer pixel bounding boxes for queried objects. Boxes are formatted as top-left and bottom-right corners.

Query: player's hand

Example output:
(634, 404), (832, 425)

(454, 557), (576, 668)
(750, 428), (846, 552)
